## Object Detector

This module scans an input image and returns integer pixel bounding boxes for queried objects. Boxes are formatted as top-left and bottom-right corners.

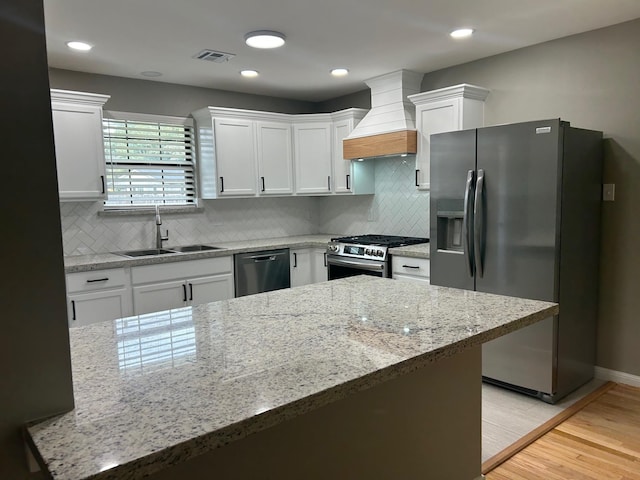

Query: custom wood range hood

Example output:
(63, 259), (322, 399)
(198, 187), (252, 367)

(343, 69), (423, 160)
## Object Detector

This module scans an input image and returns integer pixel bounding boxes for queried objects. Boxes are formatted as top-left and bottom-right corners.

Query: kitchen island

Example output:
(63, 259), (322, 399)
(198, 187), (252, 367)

(28, 276), (557, 480)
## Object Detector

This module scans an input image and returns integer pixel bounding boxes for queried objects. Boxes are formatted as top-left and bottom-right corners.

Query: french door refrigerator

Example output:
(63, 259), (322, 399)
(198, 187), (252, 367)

(429, 119), (602, 403)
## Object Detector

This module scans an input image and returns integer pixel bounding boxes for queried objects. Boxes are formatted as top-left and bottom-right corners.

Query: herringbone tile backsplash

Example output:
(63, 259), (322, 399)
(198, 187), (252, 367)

(318, 157), (429, 237)
(61, 157), (429, 255)
(60, 197), (319, 255)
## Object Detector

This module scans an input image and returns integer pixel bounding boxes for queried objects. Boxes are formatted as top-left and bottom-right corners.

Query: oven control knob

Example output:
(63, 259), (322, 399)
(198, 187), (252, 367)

(329, 245), (338, 252)
(365, 249), (371, 255)
(376, 250), (384, 257)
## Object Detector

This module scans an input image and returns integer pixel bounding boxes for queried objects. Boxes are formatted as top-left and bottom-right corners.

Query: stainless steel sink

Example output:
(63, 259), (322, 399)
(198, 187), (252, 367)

(169, 244), (223, 253)
(118, 248), (177, 258)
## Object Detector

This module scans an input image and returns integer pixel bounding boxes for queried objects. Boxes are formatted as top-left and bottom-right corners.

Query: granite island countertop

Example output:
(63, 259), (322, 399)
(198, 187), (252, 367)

(28, 276), (557, 480)
(64, 234), (335, 273)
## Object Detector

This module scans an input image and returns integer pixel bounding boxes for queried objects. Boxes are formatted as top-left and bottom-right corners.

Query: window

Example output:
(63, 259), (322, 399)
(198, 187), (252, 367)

(103, 112), (196, 207)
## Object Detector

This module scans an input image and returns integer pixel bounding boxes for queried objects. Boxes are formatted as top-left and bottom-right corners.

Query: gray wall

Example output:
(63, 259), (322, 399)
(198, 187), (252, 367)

(49, 68), (317, 116)
(416, 18), (640, 376)
(1, 1), (74, 478)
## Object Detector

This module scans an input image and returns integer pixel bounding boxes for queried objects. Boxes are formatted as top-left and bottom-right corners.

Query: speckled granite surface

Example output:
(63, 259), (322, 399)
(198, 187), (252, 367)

(64, 235), (335, 273)
(388, 243), (430, 259)
(28, 276), (557, 480)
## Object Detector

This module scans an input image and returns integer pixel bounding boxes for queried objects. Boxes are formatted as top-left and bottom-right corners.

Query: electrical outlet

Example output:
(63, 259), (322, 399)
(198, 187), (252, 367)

(603, 183), (615, 202)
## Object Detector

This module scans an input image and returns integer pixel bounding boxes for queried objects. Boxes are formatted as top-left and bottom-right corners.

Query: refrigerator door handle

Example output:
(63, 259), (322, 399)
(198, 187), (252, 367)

(463, 169), (475, 277)
(474, 169), (485, 278)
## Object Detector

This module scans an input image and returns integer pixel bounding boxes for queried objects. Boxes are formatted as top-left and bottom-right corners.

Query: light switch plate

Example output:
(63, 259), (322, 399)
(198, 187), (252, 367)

(603, 183), (615, 202)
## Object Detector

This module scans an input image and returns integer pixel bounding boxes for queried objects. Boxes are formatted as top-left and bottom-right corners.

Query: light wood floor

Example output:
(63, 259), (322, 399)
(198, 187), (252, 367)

(485, 383), (640, 479)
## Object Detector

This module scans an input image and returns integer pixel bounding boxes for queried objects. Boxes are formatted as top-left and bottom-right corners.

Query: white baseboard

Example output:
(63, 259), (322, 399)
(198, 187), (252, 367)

(595, 366), (640, 387)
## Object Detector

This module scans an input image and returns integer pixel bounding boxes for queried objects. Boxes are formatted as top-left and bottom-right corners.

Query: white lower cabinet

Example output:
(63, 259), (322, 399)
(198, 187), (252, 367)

(290, 249), (313, 287)
(312, 249), (328, 282)
(291, 248), (328, 287)
(131, 257), (234, 315)
(391, 256), (430, 284)
(66, 268), (133, 327)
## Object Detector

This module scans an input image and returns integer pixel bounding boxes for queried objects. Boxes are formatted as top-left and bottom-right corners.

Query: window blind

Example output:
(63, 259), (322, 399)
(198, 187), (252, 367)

(103, 118), (195, 206)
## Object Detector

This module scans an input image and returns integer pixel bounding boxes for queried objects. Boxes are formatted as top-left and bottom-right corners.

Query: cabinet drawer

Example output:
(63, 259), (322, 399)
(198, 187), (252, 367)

(131, 256), (233, 284)
(66, 268), (129, 293)
(391, 256), (430, 278)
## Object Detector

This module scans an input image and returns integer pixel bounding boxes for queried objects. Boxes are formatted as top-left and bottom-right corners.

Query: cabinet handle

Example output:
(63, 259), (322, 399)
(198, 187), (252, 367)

(293, 252), (297, 268)
(220, 176), (224, 193)
(327, 176), (331, 191)
(324, 252), (327, 267)
(71, 300), (76, 321)
(346, 174), (350, 190)
(261, 176), (265, 192)
(402, 264), (420, 269)
(182, 284), (187, 302)
(189, 283), (193, 301)
(415, 169), (420, 187)
(100, 175), (106, 194)
(86, 277), (109, 283)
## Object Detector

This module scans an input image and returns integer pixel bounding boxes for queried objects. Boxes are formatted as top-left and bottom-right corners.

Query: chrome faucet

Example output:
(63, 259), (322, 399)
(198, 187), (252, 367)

(155, 205), (169, 249)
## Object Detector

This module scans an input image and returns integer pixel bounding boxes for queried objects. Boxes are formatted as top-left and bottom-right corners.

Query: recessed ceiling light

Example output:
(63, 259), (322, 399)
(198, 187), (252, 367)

(331, 68), (349, 77)
(450, 28), (474, 39)
(140, 71), (162, 77)
(240, 70), (259, 78)
(66, 41), (92, 51)
(244, 31), (286, 49)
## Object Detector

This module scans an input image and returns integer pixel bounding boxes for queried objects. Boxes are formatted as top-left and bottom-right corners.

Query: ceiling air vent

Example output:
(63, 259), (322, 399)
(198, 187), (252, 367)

(193, 49), (235, 63)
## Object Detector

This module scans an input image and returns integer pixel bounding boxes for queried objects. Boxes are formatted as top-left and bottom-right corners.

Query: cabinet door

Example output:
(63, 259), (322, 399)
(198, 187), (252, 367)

(52, 103), (106, 200)
(332, 119), (353, 193)
(187, 274), (234, 306)
(68, 287), (132, 327)
(312, 249), (328, 283)
(290, 249), (313, 287)
(293, 123), (332, 194)
(256, 121), (293, 195)
(133, 280), (187, 315)
(415, 99), (460, 190)
(214, 118), (257, 196)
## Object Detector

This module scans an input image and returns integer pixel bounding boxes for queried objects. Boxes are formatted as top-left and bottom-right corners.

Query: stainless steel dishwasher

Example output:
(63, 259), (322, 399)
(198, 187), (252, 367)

(234, 248), (291, 297)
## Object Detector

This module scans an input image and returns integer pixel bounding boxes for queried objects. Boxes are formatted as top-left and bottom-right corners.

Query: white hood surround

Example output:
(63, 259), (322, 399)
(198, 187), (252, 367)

(343, 69), (424, 160)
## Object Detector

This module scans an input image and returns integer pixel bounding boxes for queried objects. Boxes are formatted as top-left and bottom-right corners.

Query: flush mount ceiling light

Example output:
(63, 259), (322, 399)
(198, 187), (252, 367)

(66, 41), (92, 51)
(240, 69), (259, 78)
(244, 30), (286, 49)
(331, 68), (349, 77)
(450, 28), (474, 39)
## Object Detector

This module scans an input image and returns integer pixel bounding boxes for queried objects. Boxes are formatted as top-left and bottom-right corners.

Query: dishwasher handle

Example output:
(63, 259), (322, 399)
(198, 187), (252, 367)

(248, 252), (287, 262)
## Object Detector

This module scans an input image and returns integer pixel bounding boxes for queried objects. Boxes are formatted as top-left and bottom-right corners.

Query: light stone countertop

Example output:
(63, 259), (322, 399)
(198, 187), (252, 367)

(28, 276), (558, 480)
(64, 234), (336, 273)
(388, 242), (430, 259)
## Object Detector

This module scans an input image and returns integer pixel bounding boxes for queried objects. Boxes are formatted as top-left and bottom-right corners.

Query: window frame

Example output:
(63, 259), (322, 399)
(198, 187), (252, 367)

(102, 111), (197, 210)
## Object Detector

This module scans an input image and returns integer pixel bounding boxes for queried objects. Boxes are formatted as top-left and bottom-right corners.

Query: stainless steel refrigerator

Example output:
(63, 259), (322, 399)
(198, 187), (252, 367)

(429, 119), (603, 403)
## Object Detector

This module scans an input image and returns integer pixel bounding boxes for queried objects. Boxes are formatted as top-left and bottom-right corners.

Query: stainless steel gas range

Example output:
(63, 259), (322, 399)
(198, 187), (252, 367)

(326, 235), (429, 280)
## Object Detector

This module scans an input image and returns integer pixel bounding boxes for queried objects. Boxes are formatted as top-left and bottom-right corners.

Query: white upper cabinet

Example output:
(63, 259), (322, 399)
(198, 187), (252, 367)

(213, 117), (258, 196)
(331, 109), (374, 195)
(50, 89), (110, 201)
(256, 121), (293, 195)
(193, 107), (375, 198)
(293, 120), (332, 194)
(409, 84), (489, 190)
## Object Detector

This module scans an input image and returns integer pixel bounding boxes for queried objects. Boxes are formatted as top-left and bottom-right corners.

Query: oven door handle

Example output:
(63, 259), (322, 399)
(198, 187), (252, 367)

(328, 258), (385, 271)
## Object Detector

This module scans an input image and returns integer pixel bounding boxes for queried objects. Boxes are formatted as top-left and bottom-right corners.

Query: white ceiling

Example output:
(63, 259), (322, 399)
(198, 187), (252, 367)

(44, 0), (640, 102)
